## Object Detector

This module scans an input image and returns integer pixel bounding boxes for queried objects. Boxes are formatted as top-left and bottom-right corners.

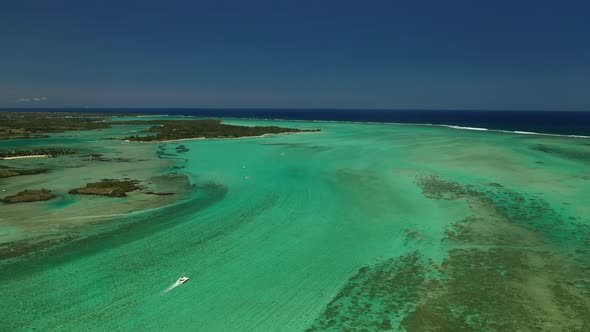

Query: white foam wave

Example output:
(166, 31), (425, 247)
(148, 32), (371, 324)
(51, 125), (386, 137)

(442, 125), (489, 131)
(435, 125), (590, 138)
(495, 130), (590, 139)
(400, 122), (583, 139)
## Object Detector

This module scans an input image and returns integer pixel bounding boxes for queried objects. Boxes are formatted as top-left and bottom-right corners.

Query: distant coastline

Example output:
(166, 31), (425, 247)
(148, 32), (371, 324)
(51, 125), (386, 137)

(1, 108), (588, 137)
(121, 119), (319, 142)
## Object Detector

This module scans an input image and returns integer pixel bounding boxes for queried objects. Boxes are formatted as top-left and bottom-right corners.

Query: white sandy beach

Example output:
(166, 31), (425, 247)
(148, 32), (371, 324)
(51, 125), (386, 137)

(1, 154), (49, 160)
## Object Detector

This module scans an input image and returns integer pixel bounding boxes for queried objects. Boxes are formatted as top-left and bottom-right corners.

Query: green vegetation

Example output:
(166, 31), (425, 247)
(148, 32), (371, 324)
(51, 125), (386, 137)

(2, 189), (55, 204)
(0, 112), (319, 142)
(0, 167), (49, 178)
(0, 112), (111, 139)
(0, 147), (77, 159)
(68, 179), (140, 197)
(120, 119), (320, 141)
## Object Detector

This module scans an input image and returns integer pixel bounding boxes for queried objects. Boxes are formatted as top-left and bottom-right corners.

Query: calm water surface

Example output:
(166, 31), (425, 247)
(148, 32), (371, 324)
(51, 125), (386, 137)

(0, 117), (589, 331)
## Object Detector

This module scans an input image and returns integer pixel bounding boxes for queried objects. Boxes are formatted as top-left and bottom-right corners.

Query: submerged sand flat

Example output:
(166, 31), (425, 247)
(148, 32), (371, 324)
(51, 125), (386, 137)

(0, 124), (190, 251)
(0, 118), (589, 331)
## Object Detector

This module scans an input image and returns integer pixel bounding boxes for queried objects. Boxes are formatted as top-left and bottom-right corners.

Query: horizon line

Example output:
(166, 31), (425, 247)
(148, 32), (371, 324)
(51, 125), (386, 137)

(0, 107), (588, 112)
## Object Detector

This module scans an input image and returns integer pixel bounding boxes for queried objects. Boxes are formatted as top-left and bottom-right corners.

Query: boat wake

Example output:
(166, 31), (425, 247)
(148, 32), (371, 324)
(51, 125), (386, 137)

(160, 276), (189, 295)
(160, 283), (180, 295)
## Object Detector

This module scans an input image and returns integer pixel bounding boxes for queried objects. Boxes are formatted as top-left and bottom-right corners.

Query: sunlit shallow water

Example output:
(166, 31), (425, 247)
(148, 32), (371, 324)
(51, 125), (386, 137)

(0, 118), (588, 331)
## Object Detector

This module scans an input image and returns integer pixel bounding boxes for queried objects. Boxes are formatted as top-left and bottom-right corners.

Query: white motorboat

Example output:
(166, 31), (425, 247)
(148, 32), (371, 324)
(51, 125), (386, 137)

(175, 276), (189, 285)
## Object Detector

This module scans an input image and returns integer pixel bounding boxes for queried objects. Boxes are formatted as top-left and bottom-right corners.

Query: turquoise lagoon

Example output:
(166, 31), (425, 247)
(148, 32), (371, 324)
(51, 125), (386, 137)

(0, 118), (589, 331)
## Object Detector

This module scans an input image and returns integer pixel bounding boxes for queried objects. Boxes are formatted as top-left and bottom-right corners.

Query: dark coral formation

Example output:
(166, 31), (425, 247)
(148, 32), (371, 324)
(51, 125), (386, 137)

(401, 247), (590, 331)
(145, 192), (175, 196)
(307, 253), (430, 331)
(175, 144), (190, 153)
(68, 179), (140, 197)
(0, 167), (49, 178)
(308, 175), (590, 331)
(80, 153), (145, 162)
(530, 144), (590, 162)
(0, 235), (77, 260)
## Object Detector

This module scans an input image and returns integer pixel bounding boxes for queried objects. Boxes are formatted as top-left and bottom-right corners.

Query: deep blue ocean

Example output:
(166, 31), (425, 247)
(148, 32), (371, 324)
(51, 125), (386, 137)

(6, 109), (590, 136)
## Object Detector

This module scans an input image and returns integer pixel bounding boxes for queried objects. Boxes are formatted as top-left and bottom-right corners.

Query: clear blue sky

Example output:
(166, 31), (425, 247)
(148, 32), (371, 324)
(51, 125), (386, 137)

(1, 0), (589, 110)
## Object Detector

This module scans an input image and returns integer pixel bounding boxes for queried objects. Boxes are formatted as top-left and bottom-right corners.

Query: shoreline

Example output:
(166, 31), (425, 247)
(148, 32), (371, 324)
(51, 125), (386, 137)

(161, 133), (273, 142)
(1, 154), (49, 160)
(128, 131), (319, 143)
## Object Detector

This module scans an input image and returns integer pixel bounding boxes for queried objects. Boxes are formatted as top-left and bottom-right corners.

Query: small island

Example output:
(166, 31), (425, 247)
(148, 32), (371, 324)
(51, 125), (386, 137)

(120, 119), (320, 142)
(2, 189), (56, 204)
(68, 179), (140, 197)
